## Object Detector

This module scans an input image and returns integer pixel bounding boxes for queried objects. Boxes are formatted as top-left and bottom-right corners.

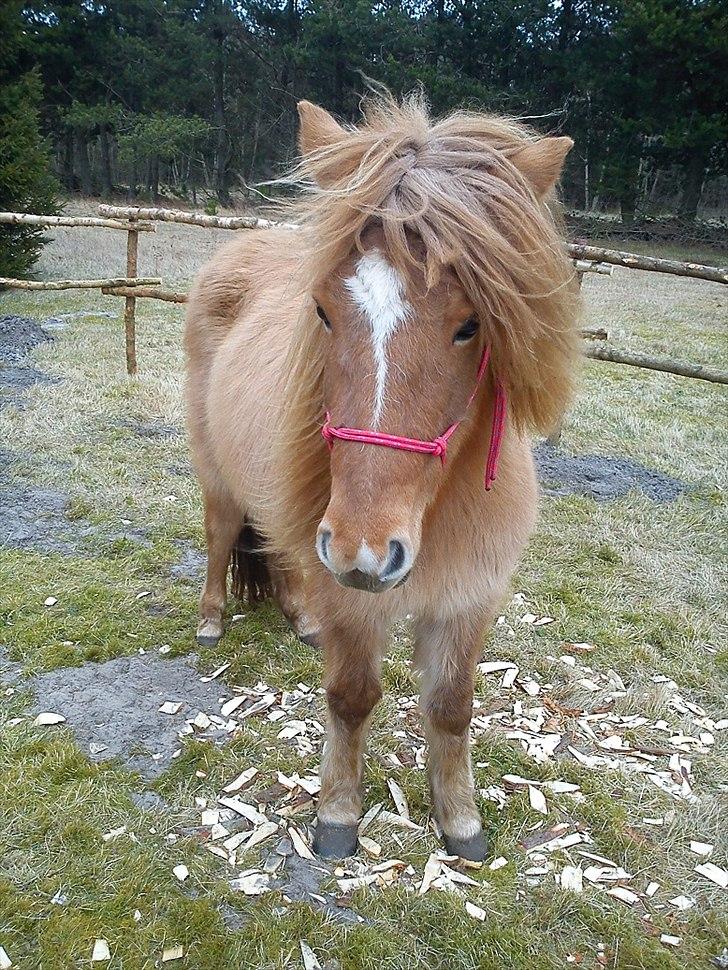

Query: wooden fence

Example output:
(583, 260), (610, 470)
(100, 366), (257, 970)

(1, 207), (726, 388)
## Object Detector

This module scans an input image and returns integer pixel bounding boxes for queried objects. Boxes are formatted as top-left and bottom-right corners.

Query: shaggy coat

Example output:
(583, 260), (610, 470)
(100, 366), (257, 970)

(185, 93), (579, 859)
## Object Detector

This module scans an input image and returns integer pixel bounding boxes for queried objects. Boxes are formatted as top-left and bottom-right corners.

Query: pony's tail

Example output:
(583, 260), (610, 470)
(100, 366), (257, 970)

(230, 519), (273, 604)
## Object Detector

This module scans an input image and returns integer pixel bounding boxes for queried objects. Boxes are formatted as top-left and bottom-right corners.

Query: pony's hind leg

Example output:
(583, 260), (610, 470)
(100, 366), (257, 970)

(414, 610), (491, 861)
(272, 566), (321, 648)
(314, 615), (385, 859)
(196, 489), (243, 647)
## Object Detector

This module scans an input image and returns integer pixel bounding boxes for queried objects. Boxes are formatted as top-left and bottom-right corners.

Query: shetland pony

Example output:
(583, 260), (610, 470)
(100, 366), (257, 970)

(184, 93), (579, 860)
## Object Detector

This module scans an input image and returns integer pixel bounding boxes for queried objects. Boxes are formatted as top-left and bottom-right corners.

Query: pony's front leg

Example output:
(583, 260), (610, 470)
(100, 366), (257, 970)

(314, 617), (384, 859)
(415, 610), (490, 861)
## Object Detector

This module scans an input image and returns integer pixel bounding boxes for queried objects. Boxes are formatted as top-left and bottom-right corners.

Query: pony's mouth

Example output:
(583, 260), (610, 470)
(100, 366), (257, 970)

(334, 568), (411, 594)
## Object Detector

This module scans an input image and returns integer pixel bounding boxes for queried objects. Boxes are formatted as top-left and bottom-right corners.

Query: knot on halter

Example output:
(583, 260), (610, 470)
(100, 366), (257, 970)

(320, 346), (506, 490)
(321, 413), (335, 450)
(431, 435), (450, 465)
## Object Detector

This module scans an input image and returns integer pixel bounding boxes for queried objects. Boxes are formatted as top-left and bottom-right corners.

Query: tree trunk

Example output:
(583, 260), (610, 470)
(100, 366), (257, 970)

(127, 157), (137, 202)
(213, 33), (230, 206)
(99, 127), (113, 197)
(679, 153), (705, 223)
(619, 155), (641, 226)
(149, 155), (159, 202)
(559, 0), (573, 50)
(62, 130), (75, 191)
(75, 134), (94, 196)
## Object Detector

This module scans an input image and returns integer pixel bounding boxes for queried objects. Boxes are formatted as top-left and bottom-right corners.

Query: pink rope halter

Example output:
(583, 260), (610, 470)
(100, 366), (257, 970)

(321, 345), (507, 490)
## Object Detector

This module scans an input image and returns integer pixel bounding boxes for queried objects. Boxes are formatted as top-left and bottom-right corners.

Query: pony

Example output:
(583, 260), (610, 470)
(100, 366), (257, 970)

(184, 92), (580, 861)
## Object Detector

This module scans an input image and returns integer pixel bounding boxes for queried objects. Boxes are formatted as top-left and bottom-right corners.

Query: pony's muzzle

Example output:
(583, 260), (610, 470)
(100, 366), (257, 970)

(316, 528), (412, 592)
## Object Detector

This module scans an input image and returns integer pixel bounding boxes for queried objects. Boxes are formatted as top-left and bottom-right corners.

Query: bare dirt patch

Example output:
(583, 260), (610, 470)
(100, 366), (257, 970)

(534, 440), (686, 502)
(29, 651), (235, 779)
(0, 315), (58, 411)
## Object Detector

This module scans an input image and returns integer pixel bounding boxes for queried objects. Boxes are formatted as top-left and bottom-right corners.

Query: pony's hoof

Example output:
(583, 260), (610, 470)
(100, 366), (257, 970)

(313, 822), (359, 859)
(196, 618), (223, 648)
(443, 829), (489, 862)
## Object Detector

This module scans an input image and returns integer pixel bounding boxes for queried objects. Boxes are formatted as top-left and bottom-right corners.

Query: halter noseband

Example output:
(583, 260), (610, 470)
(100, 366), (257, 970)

(321, 345), (507, 490)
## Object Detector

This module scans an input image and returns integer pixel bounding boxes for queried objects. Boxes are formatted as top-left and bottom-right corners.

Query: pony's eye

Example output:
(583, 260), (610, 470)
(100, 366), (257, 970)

(316, 305), (332, 330)
(454, 317), (479, 343)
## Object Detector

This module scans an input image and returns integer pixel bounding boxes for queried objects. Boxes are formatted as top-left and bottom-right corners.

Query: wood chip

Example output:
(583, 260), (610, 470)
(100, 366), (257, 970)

(358, 835), (382, 858)
(222, 767), (258, 793)
(102, 825), (127, 841)
(242, 821), (279, 851)
(337, 874), (377, 892)
(220, 696), (247, 717)
(521, 822), (569, 851)
(440, 864), (479, 887)
(489, 856), (508, 871)
(502, 667), (519, 688)
(689, 840), (713, 856)
(159, 702), (182, 715)
(300, 942), (322, 970)
(288, 824), (315, 860)
(419, 853), (442, 894)
(669, 895), (694, 910)
(172, 864), (189, 882)
(660, 935), (681, 947)
(200, 661), (230, 682)
(377, 810), (424, 832)
(0, 948), (10, 970)
(695, 862), (728, 889)
(563, 642), (595, 653)
(296, 775), (321, 796)
(528, 785), (548, 815)
(561, 866), (584, 893)
(607, 886), (640, 906)
(33, 712), (66, 726)
(217, 797), (267, 826)
(359, 803), (383, 834)
(91, 940), (110, 962)
(387, 779), (410, 819)
(478, 661), (518, 674)
(645, 882), (660, 897)
(162, 946), (185, 962)
(229, 871), (271, 895)
(465, 900), (487, 921)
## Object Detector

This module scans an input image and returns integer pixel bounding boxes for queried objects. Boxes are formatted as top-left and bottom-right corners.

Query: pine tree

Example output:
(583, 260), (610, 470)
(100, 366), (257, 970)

(0, 3), (59, 278)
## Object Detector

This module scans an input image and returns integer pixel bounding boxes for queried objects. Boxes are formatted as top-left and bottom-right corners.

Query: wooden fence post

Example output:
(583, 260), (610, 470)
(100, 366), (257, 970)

(124, 219), (139, 375)
(546, 270), (584, 447)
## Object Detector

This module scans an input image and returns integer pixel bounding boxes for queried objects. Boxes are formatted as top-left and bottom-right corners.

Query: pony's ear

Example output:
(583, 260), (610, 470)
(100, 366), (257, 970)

(510, 136), (573, 198)
(297, 100), (347, 157)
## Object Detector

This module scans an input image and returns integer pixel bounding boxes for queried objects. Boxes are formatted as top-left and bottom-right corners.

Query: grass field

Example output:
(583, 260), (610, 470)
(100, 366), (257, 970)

(0, 223), (726, 970)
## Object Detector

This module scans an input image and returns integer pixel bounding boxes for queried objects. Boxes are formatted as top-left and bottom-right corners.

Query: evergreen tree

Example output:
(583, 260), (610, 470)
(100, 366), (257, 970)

(0, 1), (59, 277)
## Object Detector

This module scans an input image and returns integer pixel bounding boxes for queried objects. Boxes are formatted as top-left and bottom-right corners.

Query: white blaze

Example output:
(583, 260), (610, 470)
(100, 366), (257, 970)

(345, 249), (411, 426)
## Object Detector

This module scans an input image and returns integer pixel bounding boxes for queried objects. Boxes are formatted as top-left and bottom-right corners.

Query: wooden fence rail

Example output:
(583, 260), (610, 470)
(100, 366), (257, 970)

(567, 243), (728, 285)
(584, 345), (728, 385)
(98, 204), (295, 231)
(102, 285), (186, 303)
(0, 212), (154, 232)
(0, 276), (161, 291)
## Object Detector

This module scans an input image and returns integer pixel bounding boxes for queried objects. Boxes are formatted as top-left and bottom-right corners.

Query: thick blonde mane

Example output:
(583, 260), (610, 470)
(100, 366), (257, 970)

(269, 91), (580, 562)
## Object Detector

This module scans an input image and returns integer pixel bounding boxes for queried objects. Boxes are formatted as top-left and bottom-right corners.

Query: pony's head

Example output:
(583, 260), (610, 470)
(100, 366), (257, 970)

(275, 92), (580, 591)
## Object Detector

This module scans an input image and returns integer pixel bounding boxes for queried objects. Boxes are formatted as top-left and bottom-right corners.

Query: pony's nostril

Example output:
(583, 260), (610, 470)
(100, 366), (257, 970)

(380, 539), (408, 580)
(318, 528), (332, 564)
